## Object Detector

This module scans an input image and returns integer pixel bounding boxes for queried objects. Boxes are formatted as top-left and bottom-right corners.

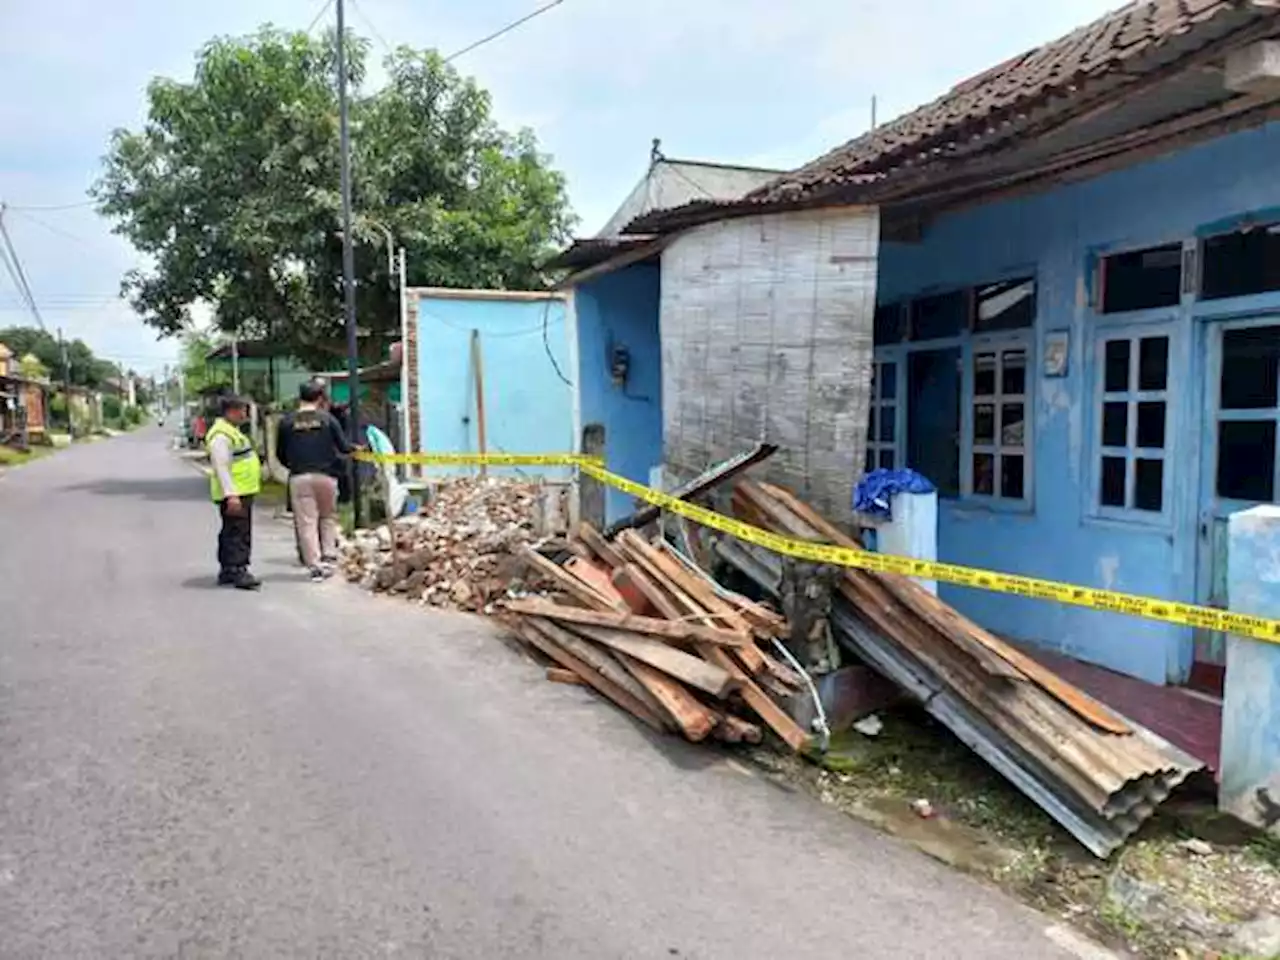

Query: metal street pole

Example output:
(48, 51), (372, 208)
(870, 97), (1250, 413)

(336, 0), (363, 527)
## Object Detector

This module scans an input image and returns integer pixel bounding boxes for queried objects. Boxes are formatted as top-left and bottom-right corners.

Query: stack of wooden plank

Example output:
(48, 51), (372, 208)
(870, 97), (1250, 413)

(729, 479), (1204, 857)
(504, 527), (814, 752)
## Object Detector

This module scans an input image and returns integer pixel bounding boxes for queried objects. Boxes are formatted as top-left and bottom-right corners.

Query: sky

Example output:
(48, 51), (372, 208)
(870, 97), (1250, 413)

(0, 0), (1125, 376)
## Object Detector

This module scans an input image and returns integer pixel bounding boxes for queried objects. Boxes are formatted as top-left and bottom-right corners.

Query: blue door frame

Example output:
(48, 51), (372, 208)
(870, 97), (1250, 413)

(1195, 311), (1280, 682)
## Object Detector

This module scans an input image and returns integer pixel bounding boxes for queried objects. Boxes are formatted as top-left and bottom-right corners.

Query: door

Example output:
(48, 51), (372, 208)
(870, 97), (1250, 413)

(1196, 318), (1280, 691)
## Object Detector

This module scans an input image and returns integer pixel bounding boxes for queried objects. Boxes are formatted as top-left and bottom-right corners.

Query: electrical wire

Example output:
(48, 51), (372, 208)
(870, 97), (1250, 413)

(444, 0), (565, 63)
(306, 0), (335, 35)
(3, 199), (94, 212)
(541, 297), (572, 387)
(6, 209), (98, 247)
(0, 209), (45, 331)
(349, 0), (394, 56)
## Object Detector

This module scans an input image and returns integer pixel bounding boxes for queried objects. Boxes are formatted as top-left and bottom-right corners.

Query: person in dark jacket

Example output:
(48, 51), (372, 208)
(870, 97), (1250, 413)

(276, 381), (353, 581)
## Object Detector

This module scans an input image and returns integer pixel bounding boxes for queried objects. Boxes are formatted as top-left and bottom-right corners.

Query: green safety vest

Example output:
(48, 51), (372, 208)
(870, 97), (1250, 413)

(205, 417), (262, 501)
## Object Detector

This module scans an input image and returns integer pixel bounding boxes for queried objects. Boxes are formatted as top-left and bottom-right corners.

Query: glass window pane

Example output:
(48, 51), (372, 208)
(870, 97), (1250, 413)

(973, 453), (995, 495)
(865, 449), (875, 473)
(879, 406), (896, 443)
(879, 449), (895, 470)
(1221, 326), (1280, 410)
(1001, 454), (1025, 500)
(1104, 339), (1131, 393)
(1136, 401), (1166, 449)
(911, 291), (968, 341)
(1102, 401), (1129, 448)
(1134, 458), (1164, 512)
(974, 403), (995, 444)
(975, 278), (1036, 332)
(1138, 337), (1169, 391)
(1100, 244), (1182, 313)
(1201, 226), (1280, 301)
(1101, 456), (1127, 507)
(868, 404), (878, 440)
(1000, 403), (1026, 448)
(874, 304), (906, 345)
(1217, 420), (1277, 501)
(974, 353), (997, 396)
(1001, 350), (1027, 395)
(879, 362), (898, 401)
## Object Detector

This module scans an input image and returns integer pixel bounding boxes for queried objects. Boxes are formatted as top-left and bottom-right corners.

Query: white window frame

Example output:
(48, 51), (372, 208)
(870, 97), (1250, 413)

(964, 332), (1033, 505)
(1089, 322), (1176, 524)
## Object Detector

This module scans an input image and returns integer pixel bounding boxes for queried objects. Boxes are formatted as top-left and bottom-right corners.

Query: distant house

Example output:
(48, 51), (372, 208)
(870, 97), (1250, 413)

(0, 343), (50, 441)
(561, 0), (1280, 693)
(203, 341), (313, 405)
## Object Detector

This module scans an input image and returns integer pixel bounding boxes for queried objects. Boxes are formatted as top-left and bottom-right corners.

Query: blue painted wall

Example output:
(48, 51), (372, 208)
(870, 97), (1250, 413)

(573, 264), (664, 522)
(414, 294), (573, 477)
(878, 121), (1280, 684)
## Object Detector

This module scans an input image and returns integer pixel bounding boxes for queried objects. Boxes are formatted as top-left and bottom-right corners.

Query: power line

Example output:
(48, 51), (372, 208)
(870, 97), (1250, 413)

(306, 0), (335, 35)
(445, 0), (566, 63)
(349, 0), (394, 56)
(0, 206), (45, 331)
(4, 199), (94, 212)
(6, 209), (98, 247)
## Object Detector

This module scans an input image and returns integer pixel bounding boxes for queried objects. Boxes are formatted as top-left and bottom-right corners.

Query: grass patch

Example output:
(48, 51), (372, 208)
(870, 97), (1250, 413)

(0, 445), (53, 467)
(745, 705), (1280, 959)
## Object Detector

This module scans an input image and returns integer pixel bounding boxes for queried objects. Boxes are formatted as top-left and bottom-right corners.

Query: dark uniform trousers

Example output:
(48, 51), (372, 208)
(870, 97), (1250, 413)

(217, 495), (255, 573)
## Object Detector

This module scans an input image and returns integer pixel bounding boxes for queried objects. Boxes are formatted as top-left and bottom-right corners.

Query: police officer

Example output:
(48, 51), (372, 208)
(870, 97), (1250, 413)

(206, 395), (263, 590)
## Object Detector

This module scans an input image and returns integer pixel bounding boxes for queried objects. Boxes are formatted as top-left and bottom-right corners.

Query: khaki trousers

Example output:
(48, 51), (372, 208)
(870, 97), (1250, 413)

(290, 473), (339, 567)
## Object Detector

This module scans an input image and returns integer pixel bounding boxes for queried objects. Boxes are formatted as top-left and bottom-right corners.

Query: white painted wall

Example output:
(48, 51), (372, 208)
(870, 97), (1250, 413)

(659, 207), (880, 519)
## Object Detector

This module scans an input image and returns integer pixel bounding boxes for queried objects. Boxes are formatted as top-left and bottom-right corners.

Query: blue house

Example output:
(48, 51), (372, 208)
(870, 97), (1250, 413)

(593, 0), (1280, 694)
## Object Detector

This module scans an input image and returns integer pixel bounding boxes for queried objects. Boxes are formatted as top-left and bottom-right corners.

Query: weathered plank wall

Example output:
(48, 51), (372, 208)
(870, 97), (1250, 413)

(659, 207), (879, 518)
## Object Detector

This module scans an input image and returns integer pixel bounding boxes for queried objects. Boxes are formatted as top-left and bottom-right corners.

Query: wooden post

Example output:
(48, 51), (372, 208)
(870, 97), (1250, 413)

(470, 328), (487, 477)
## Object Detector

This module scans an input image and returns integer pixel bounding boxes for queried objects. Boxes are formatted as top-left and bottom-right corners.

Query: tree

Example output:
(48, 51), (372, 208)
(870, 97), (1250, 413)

(18, 354), (47, 381)
(0, 327), (117, 388)
(94, 29), (575, 368)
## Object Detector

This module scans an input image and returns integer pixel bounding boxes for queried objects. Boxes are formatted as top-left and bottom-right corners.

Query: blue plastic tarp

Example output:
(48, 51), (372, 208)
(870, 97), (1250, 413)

(853, 468), (935, 520)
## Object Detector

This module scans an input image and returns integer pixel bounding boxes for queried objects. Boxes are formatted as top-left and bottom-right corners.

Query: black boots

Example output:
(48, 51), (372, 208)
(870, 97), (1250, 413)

(218, 567), (262, 591)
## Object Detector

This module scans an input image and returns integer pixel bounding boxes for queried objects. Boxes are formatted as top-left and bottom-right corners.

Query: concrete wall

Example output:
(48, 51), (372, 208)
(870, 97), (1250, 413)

(412, 291), (573, 475)
(573, 263), (664, 523)
(877, 120), (1280, 684)
(660, 207), (880, 518)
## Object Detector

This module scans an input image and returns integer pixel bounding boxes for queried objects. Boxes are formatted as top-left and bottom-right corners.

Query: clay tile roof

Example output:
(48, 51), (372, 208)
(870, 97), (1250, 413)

(627, 0), (1277, 234)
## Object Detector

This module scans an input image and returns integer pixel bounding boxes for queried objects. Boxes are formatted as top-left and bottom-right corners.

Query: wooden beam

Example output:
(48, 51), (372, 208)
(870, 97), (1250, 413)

(516, 545), (627, 613)
(516, 622), (666, 731)
(576, 522), (627, 570)
(527, 617), (669, 723)
(618, 655), (718, 742)
(568, 624), (737, 698)
(505, 597), (750, 647)
(546, 667), (583, 685)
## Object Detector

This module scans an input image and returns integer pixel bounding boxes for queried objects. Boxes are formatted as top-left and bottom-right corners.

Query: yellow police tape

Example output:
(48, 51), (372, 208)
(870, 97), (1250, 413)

(354, 450), (1280, 644)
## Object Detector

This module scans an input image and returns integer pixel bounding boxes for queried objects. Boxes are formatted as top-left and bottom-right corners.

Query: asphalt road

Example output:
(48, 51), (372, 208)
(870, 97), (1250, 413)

(0, 430), (1107, 959)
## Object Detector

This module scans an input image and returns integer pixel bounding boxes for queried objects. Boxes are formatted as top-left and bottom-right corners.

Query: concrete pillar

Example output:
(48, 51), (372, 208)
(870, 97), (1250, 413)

(871, 490), (939, 595)
(1222, 504), (1280, 832)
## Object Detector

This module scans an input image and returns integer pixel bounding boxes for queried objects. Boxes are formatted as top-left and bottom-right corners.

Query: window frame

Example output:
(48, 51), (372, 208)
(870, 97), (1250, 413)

(1087, 320), (1178, 527)
(865, 354), (905, 474)
(964, 331), (1034, 508)
(869, 274), (1037, 510)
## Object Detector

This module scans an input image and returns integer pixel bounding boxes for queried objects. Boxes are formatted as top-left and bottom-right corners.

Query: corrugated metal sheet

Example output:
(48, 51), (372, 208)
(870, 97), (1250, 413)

(659, 207), (879, 518)
(717, 484), (1204, 858)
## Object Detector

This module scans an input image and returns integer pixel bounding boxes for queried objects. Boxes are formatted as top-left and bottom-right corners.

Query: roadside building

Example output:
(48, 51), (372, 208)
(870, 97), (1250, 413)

(564, 0), (1280, 697)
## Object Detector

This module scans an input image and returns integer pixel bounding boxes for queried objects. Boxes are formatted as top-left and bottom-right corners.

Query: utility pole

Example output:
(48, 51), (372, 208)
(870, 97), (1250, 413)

(230, 335), (241, 395)
(397, 246), (410, 464)
(58, 327), (71, 433)
(336, 0), (364, 527)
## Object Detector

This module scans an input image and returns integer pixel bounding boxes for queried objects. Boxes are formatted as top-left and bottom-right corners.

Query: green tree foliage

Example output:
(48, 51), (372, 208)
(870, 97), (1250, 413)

(0, 327), (117, 387)
(94, 29), (575, 367)
(18, 354), (48, 380)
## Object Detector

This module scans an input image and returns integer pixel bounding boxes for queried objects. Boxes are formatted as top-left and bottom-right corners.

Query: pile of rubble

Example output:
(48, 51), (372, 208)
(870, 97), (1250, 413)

(340, 477), (561, 612)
